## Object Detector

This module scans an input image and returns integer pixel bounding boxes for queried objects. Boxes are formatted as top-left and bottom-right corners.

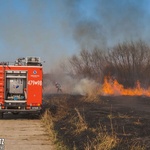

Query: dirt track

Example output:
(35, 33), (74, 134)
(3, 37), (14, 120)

(0, 113), (54, 150)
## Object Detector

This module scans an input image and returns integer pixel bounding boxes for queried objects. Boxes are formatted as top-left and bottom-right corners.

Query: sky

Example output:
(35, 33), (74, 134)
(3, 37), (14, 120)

(0, 0), (150, 72)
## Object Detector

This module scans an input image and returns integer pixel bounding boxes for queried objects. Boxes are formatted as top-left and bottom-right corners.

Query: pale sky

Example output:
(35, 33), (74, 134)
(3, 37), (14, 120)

(0, 0), (150, 72)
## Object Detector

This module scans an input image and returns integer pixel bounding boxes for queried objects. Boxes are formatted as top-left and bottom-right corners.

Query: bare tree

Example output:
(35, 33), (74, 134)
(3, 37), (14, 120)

(62, 40), (150, 88)
(89, 48), (106, 82)
(66, 49), (106, 81)
(105, 40), (150, 87)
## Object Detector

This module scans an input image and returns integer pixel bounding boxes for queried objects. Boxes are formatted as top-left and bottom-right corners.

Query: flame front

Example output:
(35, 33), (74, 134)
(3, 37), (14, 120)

(102, 76), (150, 96)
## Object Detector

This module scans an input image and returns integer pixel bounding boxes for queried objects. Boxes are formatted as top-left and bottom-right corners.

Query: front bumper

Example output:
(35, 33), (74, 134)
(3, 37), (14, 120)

(0, 109), (41, 113)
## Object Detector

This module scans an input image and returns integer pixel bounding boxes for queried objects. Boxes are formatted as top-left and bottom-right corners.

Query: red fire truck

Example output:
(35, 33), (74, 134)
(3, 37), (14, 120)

(0, 57), (43, 118)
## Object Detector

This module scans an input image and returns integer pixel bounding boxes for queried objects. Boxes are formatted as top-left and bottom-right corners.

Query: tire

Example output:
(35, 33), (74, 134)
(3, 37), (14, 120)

(0, 112), (3, 119)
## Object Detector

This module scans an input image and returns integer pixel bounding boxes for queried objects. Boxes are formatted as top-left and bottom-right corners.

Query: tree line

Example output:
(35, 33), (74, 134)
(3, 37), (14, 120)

(64, 40), (150, 88)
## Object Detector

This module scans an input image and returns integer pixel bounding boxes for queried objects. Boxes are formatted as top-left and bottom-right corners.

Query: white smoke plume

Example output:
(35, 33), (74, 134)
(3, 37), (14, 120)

(72, 78), (99, 95)
(43, 64), (99, 95)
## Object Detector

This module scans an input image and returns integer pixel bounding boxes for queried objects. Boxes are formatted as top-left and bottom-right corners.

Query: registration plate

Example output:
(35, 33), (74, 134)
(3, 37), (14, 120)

(31, 107), (39, 110)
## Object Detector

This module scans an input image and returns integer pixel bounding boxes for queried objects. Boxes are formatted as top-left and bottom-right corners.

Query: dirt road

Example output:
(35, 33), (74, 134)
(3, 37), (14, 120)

(0, 113), (54, 150)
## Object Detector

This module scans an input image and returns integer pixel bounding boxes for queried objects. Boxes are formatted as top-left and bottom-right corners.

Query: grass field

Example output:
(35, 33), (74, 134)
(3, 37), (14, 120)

(42, 94), (150, 150)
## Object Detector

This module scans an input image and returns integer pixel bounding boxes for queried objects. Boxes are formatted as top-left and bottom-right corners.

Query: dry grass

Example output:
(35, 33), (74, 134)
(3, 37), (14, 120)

(94, 134), (118, 150)
(117, 113), (134, 119)
(41, 95), (148, 150)
(42, 108), (119, 150)
(74, 108), (88, 134)
(41, 110), (56, 141)
(130, 144), (146, 150)
(41, 109), (67, 150)
(83, 87), (105, 103)
(84, 125), (119, 150)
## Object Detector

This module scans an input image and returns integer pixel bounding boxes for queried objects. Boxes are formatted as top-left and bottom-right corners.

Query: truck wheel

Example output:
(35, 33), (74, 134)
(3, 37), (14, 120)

(0, 112), (3, 119)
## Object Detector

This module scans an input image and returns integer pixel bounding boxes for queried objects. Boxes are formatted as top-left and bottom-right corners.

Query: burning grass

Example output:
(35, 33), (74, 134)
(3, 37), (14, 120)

(42, 94), (149, 150)
(102, 76), (150, 97)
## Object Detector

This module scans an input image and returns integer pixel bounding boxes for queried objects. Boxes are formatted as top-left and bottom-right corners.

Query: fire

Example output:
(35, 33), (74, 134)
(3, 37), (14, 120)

(102, 76), (150, 96)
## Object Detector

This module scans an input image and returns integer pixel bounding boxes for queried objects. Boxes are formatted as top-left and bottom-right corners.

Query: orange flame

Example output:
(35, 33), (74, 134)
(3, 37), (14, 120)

(102, 76), (150, 96)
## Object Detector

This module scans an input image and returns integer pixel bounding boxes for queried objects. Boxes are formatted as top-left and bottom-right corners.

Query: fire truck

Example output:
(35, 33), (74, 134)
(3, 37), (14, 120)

(0, 57), (43, 118)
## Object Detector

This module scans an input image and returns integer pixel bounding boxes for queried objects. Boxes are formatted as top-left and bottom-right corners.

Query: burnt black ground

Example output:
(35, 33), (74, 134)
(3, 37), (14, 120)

(43, 94), (150, 150)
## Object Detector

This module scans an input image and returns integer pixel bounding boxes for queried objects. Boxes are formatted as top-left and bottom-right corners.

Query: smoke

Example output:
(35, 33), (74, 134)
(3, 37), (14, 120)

(42, 0), (150, 94)
(43, 63), (99, 95)
(97, 0), (148, 45)
(72, 78), (99, 95)
(43, 76), (99, 95)
(74, 20), (107, 50)
(64, 0), (150, 48)
(0, 0), (149, 72)
(0, 0), (76, 71)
